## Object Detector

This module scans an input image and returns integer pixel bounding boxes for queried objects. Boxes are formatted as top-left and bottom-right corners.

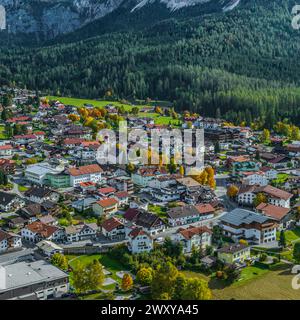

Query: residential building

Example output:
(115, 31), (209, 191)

(101, 217), (126, 240)
(256, 203), (292, 230)
(257, 185), (293, 208)
(21, 222), (65, 243)
(131, 167), (168, 187)
(167, 205), (214, 227)
(0, 260), (69, 300)
(242, 172), (268, 186)
(64, 223), (98, 242)
(127, 227), (153, 254)
(108, 176), (134, 194)
(69, 164), (103, 187)
(237, 184), (293, 208)
(0, 144), (13, 156)
(93, 198), (118, 216)
(217, 244), (251, 264)
(0, 158), (15, 174)
(124, 208), (165, 235)
(24, 186), (60, 204)
(220, 208), (277, 245)
(260, 167), (278, 180)
(0, 230), (22, 253)
(36, 240), (63, 257)
(171, 226), (212, 254)
(0, 192), (23, 212)
(113, 191), (130, 205)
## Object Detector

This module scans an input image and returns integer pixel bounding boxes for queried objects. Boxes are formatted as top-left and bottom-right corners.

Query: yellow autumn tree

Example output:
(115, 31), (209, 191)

(122, 274), (133, 291)
(68, 114), (80, 122)
(254, 193), (267, 207)
(205, 167), (216, 189)
(179, 165), (185, 176)
(227, 185), (239, 198)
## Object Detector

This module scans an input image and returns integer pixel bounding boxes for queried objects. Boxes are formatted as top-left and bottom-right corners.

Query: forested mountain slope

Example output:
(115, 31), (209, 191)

(0, 0), (300, 126)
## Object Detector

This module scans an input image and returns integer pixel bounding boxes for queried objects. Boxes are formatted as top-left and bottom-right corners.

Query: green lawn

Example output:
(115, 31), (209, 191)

(212, 264), (299, 300)
(272, 173), (290, 185)
(47, 96), (180, 126)
(181, 263), (299, 300)
(18, 185), (29, 192)
(0, 126), (6, 139)
(48, 96), (138, 112)
(277, 227), (300, 245)
(181, 270), (210, 282)
(67, 254), (126, 284)
(148, 204), (167, 218)
(138, 112), (181, 126)
(235, 265), (269, 286)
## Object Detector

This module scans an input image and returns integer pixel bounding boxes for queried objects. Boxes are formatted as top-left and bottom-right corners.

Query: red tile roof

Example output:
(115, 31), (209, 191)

(256, 203), (290, 221)
(14, 134), (37, 140)
(195, 203), (215, 215)
(179, 226), (212, 240)
(115, 191), (130, 199)
(64, 138), (85, 145)
(81, 141), (100, 147)
(69, 164), (103, 176)
(258, 185), (293, 201)
(0, 145), (12, 150)
(98, 187), (116, 194)
(96, 198), (118, 208)
(128, 227), (149, 239)
(101, 217), (123, 232)
(26, 221), (59, 238)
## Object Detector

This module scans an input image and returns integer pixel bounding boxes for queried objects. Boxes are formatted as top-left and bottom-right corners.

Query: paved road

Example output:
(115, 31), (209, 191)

(215, 173), (238, 212)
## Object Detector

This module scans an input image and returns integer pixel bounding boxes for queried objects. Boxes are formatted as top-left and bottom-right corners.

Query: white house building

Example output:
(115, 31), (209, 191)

(127, 227), (153, 254)
(101, 217), (126, 240)
(167, 205), (214, 227)
(24, 186), (60, 204)
(0, 192), (23, 212)
(21, 222), (65, 243)
(0, 230), (22, 253)
(242, 172), (268, 186)
(36, 240), (63, 257)
(69, 164), (103, 187)
(64, 223), (98, 243)
(171, 226), (212, 254)
(0, 144), (13, 157)
(237, 184), (293, 208)
(131, 167), (168, 187)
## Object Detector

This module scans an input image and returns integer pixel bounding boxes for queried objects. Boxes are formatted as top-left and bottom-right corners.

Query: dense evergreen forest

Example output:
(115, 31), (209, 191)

(0, 0), (300, 126)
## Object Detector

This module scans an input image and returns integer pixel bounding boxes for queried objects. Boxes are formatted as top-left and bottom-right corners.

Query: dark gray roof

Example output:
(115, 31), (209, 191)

(218, 243), (250, 254)
(168, 205), (199, 219)
(0, 191), (18, 206)
(25, 186), (53, 199)
(220, 208), (270, 226)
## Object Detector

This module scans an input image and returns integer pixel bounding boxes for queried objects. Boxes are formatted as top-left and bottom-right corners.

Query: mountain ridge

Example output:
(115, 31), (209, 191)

(0, 0), (239, 40)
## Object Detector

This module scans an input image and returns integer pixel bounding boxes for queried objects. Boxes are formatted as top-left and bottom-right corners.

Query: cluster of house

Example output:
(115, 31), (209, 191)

(0, 89), (300, 299)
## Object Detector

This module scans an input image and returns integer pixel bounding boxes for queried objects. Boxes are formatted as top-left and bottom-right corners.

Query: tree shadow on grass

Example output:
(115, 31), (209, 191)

(208, 277), (231, 290)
